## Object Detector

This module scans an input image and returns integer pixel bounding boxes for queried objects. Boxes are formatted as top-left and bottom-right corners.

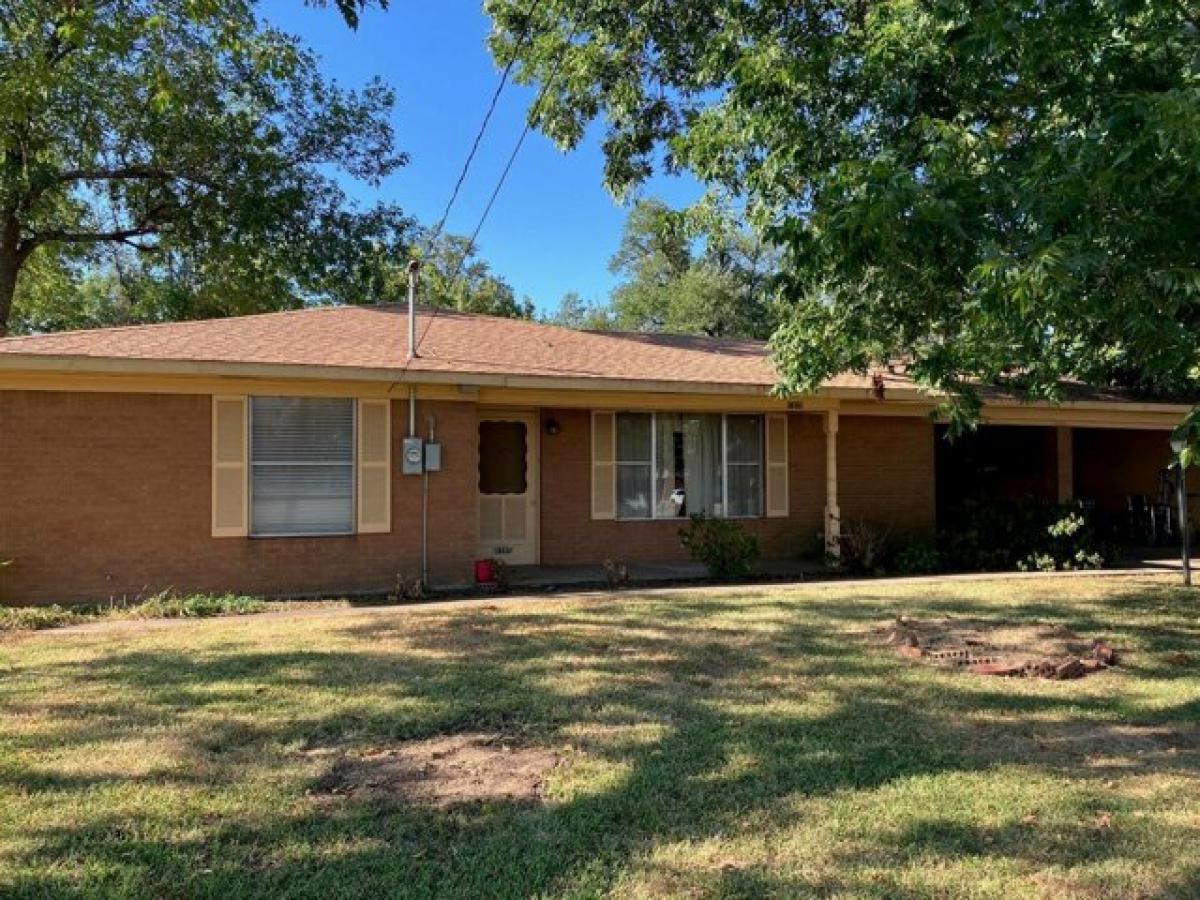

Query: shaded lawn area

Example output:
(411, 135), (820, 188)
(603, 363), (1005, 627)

(1, 576), (1198, 899)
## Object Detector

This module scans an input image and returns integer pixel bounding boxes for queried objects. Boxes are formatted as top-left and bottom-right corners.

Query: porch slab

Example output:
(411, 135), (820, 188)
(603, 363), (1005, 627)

(505, 559), (822, 590)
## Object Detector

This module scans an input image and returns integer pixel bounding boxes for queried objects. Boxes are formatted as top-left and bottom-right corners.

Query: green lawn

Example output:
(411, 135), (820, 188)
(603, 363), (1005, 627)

(1, 576), (1198, 898)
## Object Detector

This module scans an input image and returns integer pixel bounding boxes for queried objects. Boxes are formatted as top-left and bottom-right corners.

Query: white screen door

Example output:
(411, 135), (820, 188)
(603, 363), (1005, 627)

(477, 411), (539, 565)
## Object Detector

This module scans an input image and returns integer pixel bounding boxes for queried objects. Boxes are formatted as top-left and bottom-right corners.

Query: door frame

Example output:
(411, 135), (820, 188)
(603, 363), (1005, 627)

(476, 407), (541, 565)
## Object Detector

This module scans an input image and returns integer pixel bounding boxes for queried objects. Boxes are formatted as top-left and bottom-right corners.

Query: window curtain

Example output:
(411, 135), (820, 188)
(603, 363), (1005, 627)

(654, 414), (723, 517)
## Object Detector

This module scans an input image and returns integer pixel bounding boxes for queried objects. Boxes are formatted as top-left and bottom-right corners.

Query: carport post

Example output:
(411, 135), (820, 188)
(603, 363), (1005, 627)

(1170, 434), (1191, 588)
(824, 410), (841, 560)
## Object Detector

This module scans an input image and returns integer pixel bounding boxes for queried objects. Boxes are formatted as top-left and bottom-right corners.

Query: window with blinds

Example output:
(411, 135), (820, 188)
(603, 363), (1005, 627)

(249, 397), (355, 536)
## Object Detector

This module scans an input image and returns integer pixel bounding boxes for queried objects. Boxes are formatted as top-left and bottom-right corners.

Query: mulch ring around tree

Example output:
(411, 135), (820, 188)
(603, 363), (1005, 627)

(309, 733), (562, 809)
(879, 616), (1119, 679)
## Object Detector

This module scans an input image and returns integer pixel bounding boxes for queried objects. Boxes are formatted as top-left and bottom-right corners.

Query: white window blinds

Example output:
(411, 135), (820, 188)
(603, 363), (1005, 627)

(250, 397), (355, 536)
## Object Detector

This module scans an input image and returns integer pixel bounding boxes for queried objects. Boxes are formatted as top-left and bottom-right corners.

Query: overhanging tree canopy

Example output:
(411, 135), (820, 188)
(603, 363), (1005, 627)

(0, 0), (410, 335)
(486, 0), (1200, 448)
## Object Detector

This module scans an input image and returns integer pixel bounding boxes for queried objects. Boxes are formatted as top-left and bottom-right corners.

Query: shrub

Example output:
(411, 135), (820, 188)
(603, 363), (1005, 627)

(0, 604), (84, 632)
(1017, 512), (1106, 572)
(129, 591), (266, 619)
(893, 538), (942, 575)
(679, 514), (760, 579)
(937, 499), (1109, 574)
(389, 573), (426, 603)
(603, 559), (630, 589)
(837, 519), (891, 575)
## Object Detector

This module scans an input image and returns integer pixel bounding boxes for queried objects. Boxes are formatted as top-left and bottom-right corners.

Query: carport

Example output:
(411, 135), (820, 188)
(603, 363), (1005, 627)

(935, 422), (1183, 545)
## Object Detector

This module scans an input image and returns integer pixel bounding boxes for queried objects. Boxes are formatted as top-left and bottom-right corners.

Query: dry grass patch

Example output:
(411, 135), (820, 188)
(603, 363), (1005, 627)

(309, 734), (561, 808)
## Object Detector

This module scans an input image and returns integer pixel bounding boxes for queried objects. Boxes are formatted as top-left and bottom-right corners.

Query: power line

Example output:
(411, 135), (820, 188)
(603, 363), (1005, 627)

(407, 14), (583, 365)
(422, 0), (542, 251)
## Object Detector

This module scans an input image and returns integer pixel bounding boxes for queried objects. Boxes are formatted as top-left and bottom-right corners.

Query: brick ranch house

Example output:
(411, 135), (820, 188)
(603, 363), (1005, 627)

(0, 305), (1191, 604)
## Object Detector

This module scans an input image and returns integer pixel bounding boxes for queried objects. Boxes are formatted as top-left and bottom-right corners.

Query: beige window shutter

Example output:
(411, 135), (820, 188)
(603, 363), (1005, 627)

(765, 413), (789, 518)
(212, 396), (248, 537)
(357, 399), (392, 533)
(591, 410), (616, 520)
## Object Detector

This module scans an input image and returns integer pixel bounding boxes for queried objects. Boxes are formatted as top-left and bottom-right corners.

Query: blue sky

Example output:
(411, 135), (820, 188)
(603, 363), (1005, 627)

(260, 1), (702, 314)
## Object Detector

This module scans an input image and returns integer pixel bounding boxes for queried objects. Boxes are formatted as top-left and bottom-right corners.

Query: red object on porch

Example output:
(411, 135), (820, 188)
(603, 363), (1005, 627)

(474, 559), (496, 584)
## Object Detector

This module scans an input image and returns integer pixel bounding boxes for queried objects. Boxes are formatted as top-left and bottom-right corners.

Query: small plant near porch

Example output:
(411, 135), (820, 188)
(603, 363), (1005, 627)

(679, 513), (760, 578)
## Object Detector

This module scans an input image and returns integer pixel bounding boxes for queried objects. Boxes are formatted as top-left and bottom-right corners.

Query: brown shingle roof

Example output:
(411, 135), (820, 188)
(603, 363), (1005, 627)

(0, 304), (840, 390)
(4, 304), (1179, 406)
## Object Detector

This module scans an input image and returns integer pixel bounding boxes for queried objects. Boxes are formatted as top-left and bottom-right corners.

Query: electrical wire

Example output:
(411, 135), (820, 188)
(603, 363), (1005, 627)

(422, 0), (543, 251)
(406, 12), (583, 367)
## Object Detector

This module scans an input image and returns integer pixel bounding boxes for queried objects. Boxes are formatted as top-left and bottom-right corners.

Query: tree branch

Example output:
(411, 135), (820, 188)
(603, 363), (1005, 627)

(55, 165), (219, 189)
(22, 225), (162, 251)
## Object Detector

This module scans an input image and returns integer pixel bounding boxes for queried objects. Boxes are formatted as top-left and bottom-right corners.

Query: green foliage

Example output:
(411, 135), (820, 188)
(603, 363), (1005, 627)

(0, 603), (84, 632)
(1017, 513), (1106, 573)
(127, 591), (265, 619)
(0, 591), (265, 632)
(487, 1), (1200, 438)
(412, 232), (534, 319)
(544, 291), (614, 330)
(892, 538), (942, 576)
(313, 0), (388, 31)
(939, 500), (1108, 574)
(678, 513), (760, 578)
(607, 199), (780, 339)
(1, 0), (410, 334)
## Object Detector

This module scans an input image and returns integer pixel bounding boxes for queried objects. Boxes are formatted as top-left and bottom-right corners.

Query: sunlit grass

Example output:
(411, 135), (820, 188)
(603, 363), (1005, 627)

(0, 575), (1197, 898)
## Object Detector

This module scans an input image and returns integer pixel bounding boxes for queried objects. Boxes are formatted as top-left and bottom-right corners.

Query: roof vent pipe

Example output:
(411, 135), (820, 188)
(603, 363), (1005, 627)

(407, 259), (420, 362)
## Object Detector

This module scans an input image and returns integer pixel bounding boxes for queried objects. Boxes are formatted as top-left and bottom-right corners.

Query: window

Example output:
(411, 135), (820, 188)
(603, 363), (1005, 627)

(250, 397), (355, 536)
(478, 420), (528, 494)
(725, 415), (763, 517)
(615, 412), (763, 519)
(616, 413), (653, 518)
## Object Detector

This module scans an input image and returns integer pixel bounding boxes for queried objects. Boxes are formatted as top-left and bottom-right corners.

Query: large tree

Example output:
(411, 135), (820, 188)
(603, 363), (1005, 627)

(607, 198), (779, 339)
(10, 227), (537, 332)
(0, 0), (410, 336)
(486, 0), (1200, 448)
(413, 232), (534, 319)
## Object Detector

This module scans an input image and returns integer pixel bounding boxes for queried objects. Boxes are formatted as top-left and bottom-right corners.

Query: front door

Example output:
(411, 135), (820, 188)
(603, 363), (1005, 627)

(477, 411), (539, 565)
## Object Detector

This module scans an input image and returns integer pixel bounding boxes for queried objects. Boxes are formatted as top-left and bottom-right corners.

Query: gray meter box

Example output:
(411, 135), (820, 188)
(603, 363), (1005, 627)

(401, 437), (423, 475)
(423, 442), (442, 472)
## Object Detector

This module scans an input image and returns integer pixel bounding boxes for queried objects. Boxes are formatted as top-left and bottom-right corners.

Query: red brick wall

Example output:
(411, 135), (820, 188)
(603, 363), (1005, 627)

(538, 409), (936, 566)
(0, 391), (478, 604)
(1, 393), (942, 604)
(834, 415), (937, 535)
(1073, 428), (1173, 512)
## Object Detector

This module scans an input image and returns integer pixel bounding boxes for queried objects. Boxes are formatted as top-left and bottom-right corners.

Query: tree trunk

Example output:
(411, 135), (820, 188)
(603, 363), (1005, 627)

(0, 214), (21, 338)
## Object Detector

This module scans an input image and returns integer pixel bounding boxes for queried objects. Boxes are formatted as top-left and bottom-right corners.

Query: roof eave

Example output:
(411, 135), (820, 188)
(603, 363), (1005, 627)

(0, 353), (1193, 415)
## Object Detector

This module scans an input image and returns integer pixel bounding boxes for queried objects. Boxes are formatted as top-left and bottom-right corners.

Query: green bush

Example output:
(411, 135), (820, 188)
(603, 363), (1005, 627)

(679, 514), (761, 579)
(1, 592), (269, 632)
(1017, 512), (1106, 572)
(0, 604), (85, 632)
(128, 591), (266, 619)
(893, 538), (942, 575)
(938, 499), (1108, 574)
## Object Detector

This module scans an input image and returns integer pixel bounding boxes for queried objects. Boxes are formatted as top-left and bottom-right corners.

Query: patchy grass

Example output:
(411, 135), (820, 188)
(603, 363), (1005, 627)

(0, 575), (1197, 898)
(0, 591), (272, 632)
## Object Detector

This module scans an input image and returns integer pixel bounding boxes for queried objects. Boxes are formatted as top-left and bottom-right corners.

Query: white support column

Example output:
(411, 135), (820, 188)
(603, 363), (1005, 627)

(1056, 426), (1074, 504)
(824, 409), (841, 559)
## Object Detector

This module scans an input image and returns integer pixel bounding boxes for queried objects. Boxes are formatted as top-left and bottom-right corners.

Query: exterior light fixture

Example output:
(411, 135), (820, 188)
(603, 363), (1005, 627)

(545, 418), (561, 436)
